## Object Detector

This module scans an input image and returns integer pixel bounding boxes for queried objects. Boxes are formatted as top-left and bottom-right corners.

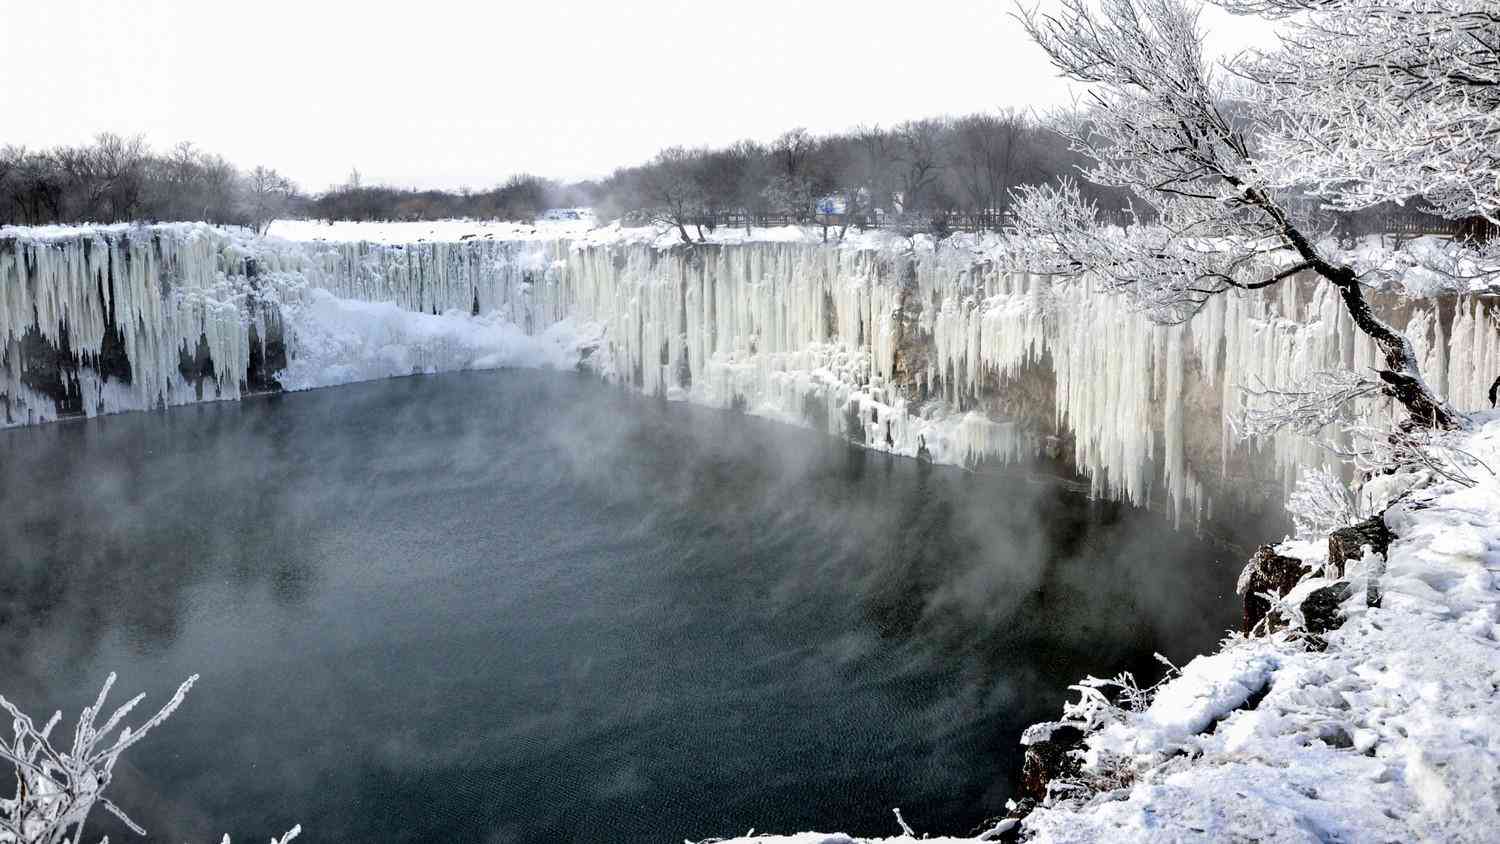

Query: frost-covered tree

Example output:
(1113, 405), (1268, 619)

(1009, 0), (1459, 430)
(243, 167), (297, 234)
(1215, 0), (1500, 225)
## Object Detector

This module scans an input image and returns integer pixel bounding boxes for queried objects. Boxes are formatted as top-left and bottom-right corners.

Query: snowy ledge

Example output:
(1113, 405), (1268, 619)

(260, 218), (1500, 297)
(8, 217), (1495, 297)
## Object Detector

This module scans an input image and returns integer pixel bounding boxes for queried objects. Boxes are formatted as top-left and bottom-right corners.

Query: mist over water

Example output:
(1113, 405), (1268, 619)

(0, 370), (1247, 842)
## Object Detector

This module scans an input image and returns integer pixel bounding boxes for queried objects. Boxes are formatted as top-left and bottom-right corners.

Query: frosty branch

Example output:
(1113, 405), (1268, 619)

(1008, 0), (1460, 429)
(1216, 0), (1500, 225)
(0, 674), (299, 844)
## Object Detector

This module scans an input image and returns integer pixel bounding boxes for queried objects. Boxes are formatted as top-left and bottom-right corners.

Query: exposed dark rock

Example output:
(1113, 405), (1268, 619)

(19, 308), (83, 417)
(1328, 515), (1395, 578)
(979, 797), (1036, 843)
(244, 322), (283, 394)
(1301, 581), (1354, 636)
(1020, 724), (1084, 802)
(1237, 545), (1304, 635)
(177, 332), (216, 400)
(262, 311), (288, 376)
(1316, 722), (1354, 749)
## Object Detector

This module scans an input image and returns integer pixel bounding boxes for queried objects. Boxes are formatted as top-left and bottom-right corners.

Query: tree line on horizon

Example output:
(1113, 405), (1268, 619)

(0, 135), (297, 233)
(1, 113), (1464, 244)
(0, 111), (1136, 238)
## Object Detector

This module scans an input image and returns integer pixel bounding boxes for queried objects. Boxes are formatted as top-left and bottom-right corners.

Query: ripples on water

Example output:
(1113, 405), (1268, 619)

(0, 371), (1255, 842)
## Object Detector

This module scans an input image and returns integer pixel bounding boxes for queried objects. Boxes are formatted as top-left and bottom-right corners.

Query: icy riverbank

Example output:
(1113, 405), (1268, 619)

(705, 414), (1500, 843)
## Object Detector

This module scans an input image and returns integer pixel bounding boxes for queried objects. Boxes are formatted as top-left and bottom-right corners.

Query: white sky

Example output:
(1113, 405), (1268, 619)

(0, 0), (1278, 192)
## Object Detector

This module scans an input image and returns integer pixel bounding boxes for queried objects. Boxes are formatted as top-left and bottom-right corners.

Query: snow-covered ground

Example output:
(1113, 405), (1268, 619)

(277, 289), (595, 390)
(266, 218), (923, 253)
(705, 414), (1500, 844)
(264, 217), (596, 244)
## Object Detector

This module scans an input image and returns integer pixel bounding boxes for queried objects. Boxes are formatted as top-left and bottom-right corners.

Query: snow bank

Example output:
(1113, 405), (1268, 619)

(278, 290), (594, 390)
(1087, 647), (1282, 759)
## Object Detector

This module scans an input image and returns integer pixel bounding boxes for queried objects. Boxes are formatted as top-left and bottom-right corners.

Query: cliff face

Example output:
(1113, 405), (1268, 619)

(3, 224), (1497, 523)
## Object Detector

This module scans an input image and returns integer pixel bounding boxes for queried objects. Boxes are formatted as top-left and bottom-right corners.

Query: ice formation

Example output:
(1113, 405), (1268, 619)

(3, 223), (1497, 523)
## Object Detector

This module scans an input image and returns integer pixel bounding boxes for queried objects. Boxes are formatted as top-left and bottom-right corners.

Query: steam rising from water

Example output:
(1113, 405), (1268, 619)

(0, 370), (1259, 841)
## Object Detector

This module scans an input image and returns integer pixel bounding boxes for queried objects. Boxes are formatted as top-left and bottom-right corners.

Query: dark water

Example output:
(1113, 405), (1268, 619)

(0, 371), (1248, 843)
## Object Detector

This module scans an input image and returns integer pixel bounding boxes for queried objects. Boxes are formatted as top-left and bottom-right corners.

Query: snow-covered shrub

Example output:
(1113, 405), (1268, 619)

(1338, 421), (1493, 494)
(1286, 466), (1364, 541)
(1041, 655), (1186, 802)
(1060, 654), (1182, 732)
(0, 673), (299, 844)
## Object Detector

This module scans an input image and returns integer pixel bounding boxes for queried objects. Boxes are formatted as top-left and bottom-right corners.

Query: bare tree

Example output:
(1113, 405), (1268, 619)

(727, 139), (770, 233)
(3, 147), (63, 224)
(764, 128), (820, 222)
(949, 109), (1031, 229)
(1009, 0), (1458, 429)
(892, 118), (949, 221)
(694, 147), (752, 233)
(639, 147), (705, 244)
(851, 124), (897, 224)
(244, 166), (297, 233)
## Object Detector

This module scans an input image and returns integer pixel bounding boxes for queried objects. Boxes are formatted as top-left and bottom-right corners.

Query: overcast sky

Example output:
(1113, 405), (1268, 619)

(0, 0), (1277, 192)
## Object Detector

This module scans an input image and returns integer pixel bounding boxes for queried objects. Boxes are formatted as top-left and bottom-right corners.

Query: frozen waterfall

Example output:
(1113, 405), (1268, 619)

(3, 223), (1496, 524)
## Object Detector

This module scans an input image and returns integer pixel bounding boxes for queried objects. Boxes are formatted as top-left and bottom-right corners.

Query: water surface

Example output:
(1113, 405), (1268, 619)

(0, 370), (1244, 842)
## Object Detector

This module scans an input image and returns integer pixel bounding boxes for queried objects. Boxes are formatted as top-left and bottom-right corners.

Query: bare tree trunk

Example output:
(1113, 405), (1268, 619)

(1328, 267), (1459, 429)
(1250, 186), (1459, 430)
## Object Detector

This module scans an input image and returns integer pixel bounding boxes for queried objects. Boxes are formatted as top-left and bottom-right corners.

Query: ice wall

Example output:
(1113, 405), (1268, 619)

(0, 225), (285, 425)
(3, 224), (1497, 524)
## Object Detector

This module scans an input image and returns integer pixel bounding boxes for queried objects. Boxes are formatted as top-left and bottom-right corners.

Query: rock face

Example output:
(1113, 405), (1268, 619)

(1328, 515), (1396, 578)
(1301, 581), (1355, 636)
(1237, 545), (1305, 634)
(1019, 724), (1085, 801)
